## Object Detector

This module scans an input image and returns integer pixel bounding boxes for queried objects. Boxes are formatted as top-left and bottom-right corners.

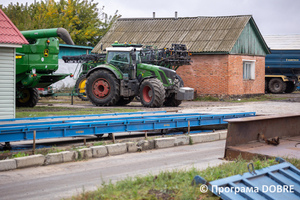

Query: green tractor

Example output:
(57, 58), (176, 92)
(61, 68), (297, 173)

(15, 28), (74, 107)
(63, 42), (194, 107)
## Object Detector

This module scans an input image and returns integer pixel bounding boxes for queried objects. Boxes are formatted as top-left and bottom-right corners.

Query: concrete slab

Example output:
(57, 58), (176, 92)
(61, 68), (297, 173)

(62, 151), (77, 162)
(175, 136), (189, 146)
(0, 159), (17, 171)
(91, 146), (108, 157)
(44, 153), (63, 165)
(78, 148), (92, 159)
(147, 140), (155, 150)
(15, 154), (45, 168)
(106, 143), (127, 155)
(219, 130), (227, 140)
(154, 137), (175, 149)
(190, 132), (220, 144)
(126, 142), (137, 153)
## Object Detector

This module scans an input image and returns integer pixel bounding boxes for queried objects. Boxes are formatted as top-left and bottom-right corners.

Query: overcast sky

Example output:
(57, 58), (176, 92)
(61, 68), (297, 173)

(2, 0), (300, 35)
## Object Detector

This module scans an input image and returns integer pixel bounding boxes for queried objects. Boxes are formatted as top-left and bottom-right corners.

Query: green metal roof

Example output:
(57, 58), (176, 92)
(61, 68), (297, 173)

(93, 15), (270, 55)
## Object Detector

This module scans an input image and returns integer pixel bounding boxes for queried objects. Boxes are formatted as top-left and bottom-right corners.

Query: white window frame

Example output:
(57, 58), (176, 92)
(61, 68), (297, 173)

(243, 60), (255, 80)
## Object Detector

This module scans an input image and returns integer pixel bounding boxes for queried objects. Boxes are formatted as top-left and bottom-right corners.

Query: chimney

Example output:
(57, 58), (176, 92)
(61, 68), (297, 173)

(175, 11), (178, 19)
(153, 12), (155, 19)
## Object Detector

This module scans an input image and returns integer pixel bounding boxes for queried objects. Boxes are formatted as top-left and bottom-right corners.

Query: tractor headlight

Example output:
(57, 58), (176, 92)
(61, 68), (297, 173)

(32, 68), (36, 74)
(168, 78), (172, 84)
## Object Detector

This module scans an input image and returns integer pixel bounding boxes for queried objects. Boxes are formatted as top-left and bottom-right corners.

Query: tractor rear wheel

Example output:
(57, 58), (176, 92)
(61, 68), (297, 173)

(164, 74), (183, 107)
(140, 78), (165, 108)
(116, 96), (135, 106)
(86, 70), (120, 106)
(75, 75), (89, 101)
(285, 82), (297, 93)
(268, 78), (286, 94)
(16, 88), (39, 107)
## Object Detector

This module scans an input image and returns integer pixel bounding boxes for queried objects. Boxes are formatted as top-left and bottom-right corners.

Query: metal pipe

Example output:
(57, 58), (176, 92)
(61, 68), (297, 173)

(175, 11), (178, 19)
(21, 28), (74, 45)
(153, 12), (155, 19)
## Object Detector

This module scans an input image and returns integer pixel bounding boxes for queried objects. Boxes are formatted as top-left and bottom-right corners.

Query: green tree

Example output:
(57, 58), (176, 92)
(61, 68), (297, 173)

(1, 0), (120, 46)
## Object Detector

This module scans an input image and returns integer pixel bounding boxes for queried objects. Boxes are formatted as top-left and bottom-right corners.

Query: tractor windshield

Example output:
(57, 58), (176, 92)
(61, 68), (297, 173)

(107, 51), (131, 75)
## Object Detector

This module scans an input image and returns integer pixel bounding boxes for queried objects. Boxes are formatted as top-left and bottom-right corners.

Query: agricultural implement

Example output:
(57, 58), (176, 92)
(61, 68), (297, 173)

(62, 43), (193, 107)
(16, 28), (74, 107)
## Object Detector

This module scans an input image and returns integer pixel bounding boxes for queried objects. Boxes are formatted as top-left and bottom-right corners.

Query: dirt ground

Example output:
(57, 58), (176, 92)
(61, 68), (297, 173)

(38, 92), (300, 116)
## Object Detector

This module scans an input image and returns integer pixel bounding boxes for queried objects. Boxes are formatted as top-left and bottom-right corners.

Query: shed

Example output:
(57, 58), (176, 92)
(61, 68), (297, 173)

(93, 15), (270, 97)
(0, 9), (28, 119)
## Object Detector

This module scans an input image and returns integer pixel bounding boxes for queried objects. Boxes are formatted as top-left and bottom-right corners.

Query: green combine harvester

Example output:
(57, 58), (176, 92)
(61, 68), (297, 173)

(16, 28), (74, 107)
(63, 42), (194, 108)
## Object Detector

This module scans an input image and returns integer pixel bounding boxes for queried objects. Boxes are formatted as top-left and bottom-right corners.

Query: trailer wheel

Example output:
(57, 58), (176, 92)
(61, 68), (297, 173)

(86, 70), (120, 106)
(268, 78), (286, 94)
(16, 88), (39, 107)
(75, 75), (89, 101)
(164, 74), (183, 107)
(116, 96), (135, 106)
(140, 78), (165, 108)
(265, 80), (269, 93)
(285, 82), (297, 93)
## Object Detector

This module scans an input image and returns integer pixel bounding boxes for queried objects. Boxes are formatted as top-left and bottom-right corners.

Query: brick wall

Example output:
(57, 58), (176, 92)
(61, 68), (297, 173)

(176, 54), (265, 97)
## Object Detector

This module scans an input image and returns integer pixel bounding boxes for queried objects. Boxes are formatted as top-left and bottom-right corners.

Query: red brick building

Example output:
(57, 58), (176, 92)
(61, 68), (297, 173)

(93, 15), (270, 97)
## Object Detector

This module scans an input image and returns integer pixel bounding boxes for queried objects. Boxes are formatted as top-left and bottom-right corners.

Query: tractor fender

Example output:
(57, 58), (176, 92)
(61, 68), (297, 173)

(86, 65), (122, 80)
(139, 75), (157, 84)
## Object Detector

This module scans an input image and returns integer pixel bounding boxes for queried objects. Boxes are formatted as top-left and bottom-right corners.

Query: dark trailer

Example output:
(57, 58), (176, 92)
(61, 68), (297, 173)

(264, 35), (300, 93)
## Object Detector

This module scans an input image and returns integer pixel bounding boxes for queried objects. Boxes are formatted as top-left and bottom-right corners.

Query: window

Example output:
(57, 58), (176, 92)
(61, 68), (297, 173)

(243, 60), (255, 80)
(107, 51), (131, 75)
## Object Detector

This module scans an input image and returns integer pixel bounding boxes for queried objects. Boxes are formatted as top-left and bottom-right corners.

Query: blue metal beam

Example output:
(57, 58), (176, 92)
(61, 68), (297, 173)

(0, 112), (255, 143)
(0, 111), (167, 122)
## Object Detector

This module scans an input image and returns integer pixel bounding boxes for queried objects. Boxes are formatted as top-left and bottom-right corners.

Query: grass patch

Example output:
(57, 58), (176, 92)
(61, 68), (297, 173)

(16, 107), (140, 118)
(228, 95), (287, 103)
(194, 96), (219, 101)
(193, 94), (288, 103)
(94, 141), (106, 146)
(68, 157), (296, 200)
(11, 152), (29, 158)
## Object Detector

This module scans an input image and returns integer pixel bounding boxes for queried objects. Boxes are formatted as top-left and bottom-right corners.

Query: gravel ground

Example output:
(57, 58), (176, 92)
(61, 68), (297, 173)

(37, 93), (300, 116)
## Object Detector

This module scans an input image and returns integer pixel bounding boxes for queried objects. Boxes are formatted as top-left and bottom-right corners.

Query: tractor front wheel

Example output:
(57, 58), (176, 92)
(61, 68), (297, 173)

(16, 88), (39, 107)
(164, 74), (183, 107)
(140, 78), (165, 108)
(86, 70), (120, 106)
(75, 75), (89, 101)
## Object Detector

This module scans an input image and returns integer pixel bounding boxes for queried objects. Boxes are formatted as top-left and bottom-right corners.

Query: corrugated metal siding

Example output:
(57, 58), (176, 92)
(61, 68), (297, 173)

(230, 21), (267, 56)
(93, 15), (269, 56)
(264, 35), (300, 50)
(0, 48), (15, 119)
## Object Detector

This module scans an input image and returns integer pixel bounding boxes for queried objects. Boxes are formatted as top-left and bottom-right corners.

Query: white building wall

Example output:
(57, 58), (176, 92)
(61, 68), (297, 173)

(0, 47), (15, 119)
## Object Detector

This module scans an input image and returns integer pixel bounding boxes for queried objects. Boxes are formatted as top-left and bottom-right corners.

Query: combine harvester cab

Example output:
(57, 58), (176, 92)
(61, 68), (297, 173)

(16, 28), (74, 107)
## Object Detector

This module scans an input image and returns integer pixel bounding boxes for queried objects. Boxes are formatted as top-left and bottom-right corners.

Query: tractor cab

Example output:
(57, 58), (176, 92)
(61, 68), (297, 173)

(106, 43), (142, 80)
